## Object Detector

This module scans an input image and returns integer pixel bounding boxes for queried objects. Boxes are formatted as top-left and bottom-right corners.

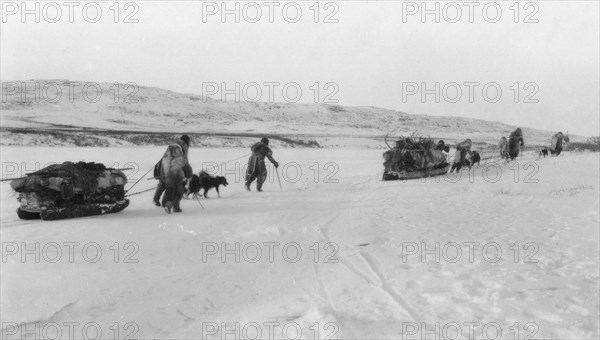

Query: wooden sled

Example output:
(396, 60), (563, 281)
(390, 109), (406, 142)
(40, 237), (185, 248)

(17, 199), (129, 221)
(383, 164), (450, 181)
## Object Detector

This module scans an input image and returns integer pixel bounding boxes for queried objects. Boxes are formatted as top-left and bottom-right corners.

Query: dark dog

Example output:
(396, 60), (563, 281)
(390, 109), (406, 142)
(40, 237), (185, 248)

(469, 151), (481, 168)
(185, 171), (228, 199)
(539, 149), (549, 157)
(450, 159), (470, 173)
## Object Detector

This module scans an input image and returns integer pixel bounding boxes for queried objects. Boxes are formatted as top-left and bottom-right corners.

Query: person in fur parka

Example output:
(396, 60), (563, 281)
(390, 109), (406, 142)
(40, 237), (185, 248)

(245, 137), (279, 192)
(154, 135), (193, 213)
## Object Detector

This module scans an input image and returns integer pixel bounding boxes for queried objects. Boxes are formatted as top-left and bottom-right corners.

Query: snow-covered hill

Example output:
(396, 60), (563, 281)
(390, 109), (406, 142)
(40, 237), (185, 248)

(0, 80), (580, 148)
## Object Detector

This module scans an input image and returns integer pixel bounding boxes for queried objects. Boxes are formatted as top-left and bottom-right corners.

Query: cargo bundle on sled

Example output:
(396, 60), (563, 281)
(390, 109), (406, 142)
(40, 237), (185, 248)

(382, 136), (450, 181)
(10, 162), (129, 220)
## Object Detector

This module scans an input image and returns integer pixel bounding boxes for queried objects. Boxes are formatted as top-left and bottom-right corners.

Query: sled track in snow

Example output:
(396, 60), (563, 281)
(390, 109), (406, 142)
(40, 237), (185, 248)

(314, 187), (425, 323)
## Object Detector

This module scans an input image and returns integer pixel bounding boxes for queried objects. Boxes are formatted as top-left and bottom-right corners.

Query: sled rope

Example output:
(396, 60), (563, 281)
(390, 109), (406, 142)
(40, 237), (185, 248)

(126, 166), (155, 194)
(144, 154), (250, 182)
(125, 187), (155, 197)
(448, 150), (457, 160)
(222, 153), (251, 164)
(195, 196), (205, 209)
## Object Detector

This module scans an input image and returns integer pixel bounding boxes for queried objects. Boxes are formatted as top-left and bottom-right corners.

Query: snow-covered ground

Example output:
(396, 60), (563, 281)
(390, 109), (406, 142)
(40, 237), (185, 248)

(1, 147), (598, 339)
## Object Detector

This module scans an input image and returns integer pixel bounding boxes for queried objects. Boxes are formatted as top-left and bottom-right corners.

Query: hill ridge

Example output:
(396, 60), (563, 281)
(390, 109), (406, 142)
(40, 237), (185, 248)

(0, 79), (582, 148)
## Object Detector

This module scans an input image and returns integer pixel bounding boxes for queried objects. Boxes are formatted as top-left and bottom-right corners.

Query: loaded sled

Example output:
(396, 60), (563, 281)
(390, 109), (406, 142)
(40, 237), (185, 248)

(11, 162), (129, 221)
(382, 137), (450, 181)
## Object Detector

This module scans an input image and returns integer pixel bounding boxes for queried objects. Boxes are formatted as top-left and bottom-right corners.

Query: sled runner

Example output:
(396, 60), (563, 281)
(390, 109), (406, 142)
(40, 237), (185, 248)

(16, 196), (130, 221)
(383, 163), (450, 181)
(11, 162), (129, 221)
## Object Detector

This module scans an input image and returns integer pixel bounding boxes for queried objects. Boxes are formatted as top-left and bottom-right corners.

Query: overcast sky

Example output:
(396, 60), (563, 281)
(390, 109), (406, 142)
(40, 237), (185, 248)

(1, 1), (598, 136)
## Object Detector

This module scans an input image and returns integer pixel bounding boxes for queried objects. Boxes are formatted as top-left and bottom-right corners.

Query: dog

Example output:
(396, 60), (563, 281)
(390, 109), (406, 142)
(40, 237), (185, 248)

(450, 159), (470, 173)
(539, 148), (549, 157)
(469, 151), (481, 168)
(185, 171), (228, 199)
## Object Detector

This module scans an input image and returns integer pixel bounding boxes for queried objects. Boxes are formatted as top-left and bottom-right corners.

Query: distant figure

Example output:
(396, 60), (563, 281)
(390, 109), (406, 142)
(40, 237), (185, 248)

(245, 138), (279, 192)
(450, 149), (469, 173)
(450, 139), (472, 173)
(470, 151), (481, 168)
(539, 148), (549, 158)
(508, 128), (524, 160)
(550, 132), (570, 156)
(499, 136), (509, 159)
(434, 140), (450, 153)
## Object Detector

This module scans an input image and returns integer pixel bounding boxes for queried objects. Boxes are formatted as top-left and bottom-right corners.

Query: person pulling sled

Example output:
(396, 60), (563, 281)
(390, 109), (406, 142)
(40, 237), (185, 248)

(153, 135), (193, 213)
(498, 136), (509, 159)
(245, 138), (279, 192)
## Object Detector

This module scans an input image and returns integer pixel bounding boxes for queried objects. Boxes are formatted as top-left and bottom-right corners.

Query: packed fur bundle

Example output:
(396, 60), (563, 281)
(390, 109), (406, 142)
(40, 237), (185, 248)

(384, 133), (448, 173)
(11, 162), (128, 210)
